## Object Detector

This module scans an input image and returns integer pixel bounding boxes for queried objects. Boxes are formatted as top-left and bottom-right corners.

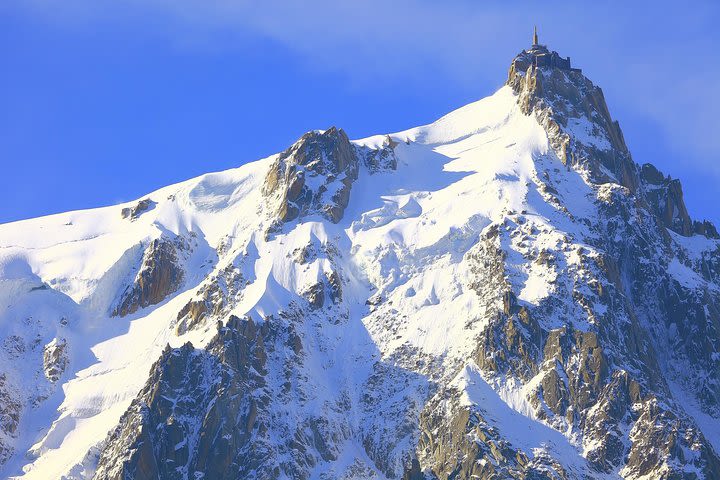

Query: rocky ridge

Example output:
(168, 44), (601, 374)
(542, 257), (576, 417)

(263, 128), (397, 229)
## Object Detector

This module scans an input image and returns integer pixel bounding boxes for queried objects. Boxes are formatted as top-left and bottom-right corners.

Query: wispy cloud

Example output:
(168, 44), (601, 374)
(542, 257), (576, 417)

(5, 0), (720, 174)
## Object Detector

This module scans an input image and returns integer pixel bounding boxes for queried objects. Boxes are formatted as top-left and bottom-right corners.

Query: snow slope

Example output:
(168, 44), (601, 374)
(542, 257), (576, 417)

(0, 85), (558, 478)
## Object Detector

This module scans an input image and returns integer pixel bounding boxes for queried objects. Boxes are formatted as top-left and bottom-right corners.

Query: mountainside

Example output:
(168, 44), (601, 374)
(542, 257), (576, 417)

(0, 35), (719, 480)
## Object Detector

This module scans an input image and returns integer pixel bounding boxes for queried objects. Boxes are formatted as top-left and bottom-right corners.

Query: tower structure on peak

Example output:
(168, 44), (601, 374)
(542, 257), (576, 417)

(516, 26), (581, 73)
(529, 25), (547, 52)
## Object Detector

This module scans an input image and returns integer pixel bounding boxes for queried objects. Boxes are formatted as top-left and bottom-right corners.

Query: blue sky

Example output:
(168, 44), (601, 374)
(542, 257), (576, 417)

(1, 1), (718, 226)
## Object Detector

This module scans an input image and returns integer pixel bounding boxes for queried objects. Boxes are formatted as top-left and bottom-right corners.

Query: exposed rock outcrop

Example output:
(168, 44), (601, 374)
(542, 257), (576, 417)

(121, 198), (155, 220)
(358, 135), (399, 174)
(303, 270), (342, 310)
(0, 374), (21, 469)
(94, 316), (271, 480)
(263, 127), (359, 225)
(418, 392), (570, 479)
(640, 163), (719, 237)
(42, 337), (68, 382)
(112, 237), (185, 317)
(175, 262), (247, 335)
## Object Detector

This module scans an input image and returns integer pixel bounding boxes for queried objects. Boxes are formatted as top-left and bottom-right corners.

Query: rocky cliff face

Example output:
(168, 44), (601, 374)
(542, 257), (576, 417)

(263, 128), (397, 229)
(0, 39), (718, 480)
(112, 237), (187, 317)
(507, 48), (636, 189)
(94, 315), (271, 480)
(263, 127), (360, 226)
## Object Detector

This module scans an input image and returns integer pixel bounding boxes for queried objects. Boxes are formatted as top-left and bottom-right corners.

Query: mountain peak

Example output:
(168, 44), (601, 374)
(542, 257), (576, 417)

(512, 26), (582, 74)
(1, 32), (720, 480)
(506, 30), (638, 192)
(504, 31), (718, 239)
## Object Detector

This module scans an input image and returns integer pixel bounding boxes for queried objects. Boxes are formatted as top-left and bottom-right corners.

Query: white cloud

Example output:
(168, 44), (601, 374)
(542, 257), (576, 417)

(5, 0), (720, 175)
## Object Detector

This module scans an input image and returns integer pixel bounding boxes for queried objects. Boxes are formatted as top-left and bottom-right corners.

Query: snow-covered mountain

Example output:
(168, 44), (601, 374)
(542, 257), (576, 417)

(1, 34), (719, 480)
